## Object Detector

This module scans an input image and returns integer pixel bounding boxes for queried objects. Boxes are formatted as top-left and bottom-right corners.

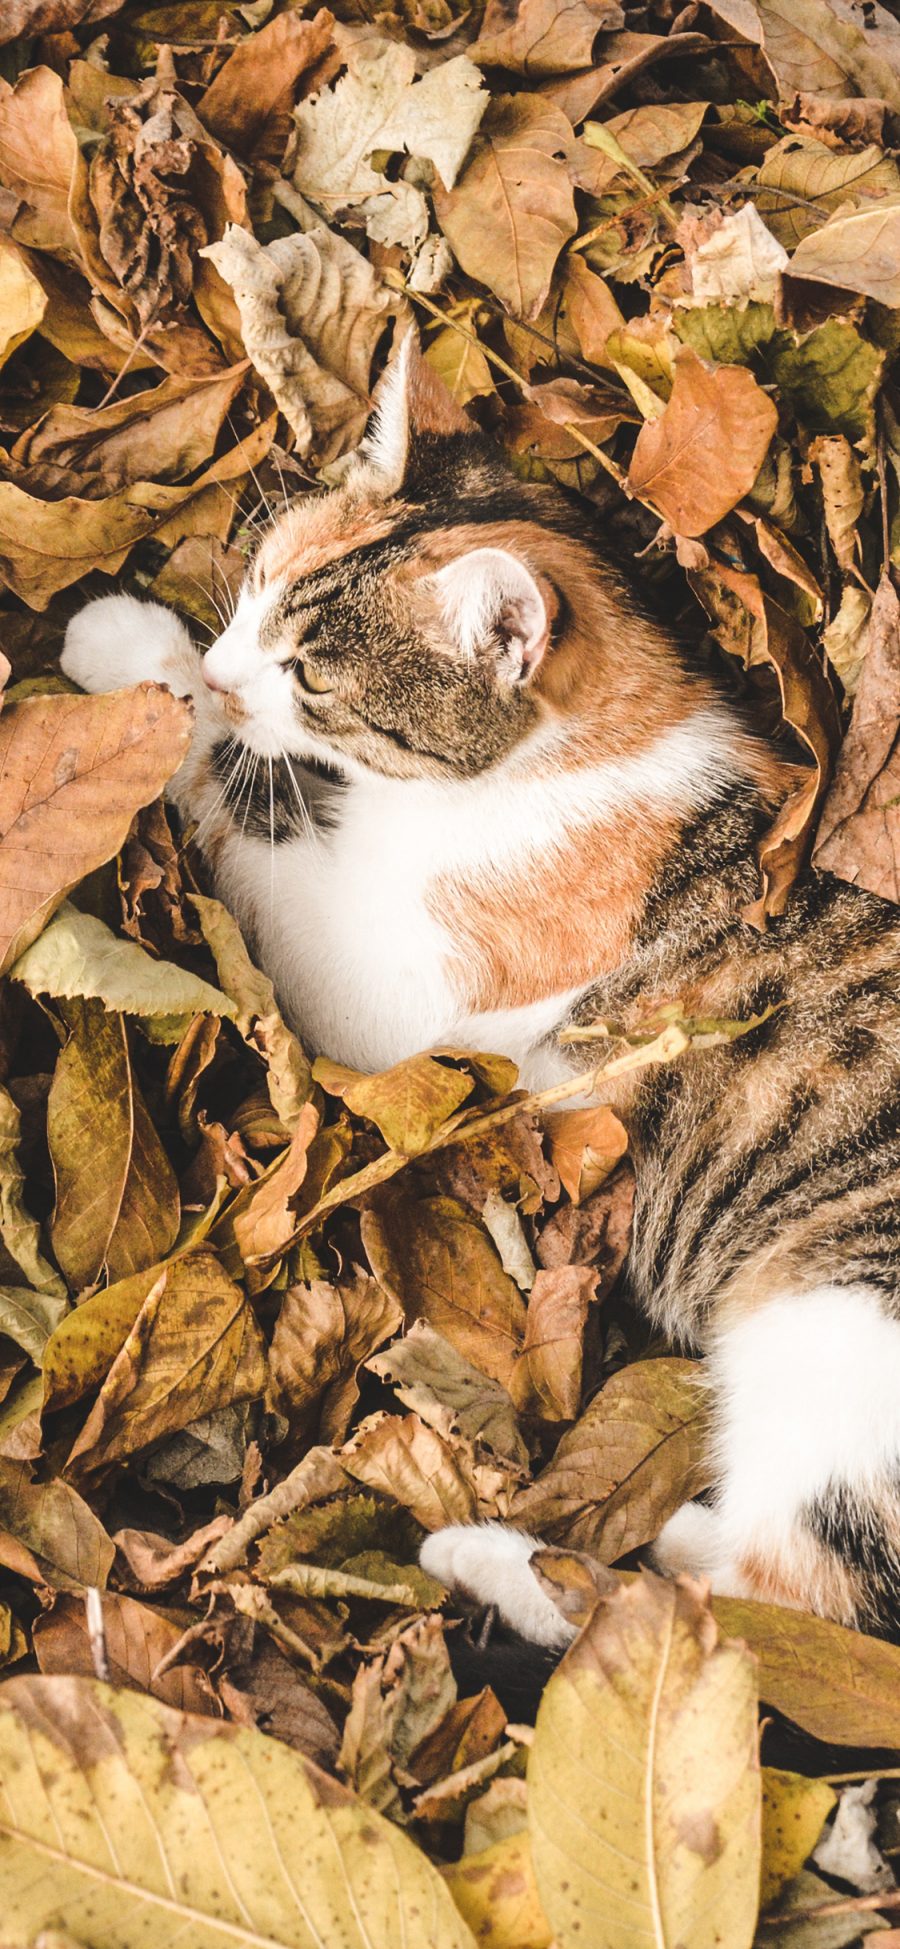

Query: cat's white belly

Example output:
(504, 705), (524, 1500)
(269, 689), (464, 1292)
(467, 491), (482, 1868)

(215, 816), (580, 1086)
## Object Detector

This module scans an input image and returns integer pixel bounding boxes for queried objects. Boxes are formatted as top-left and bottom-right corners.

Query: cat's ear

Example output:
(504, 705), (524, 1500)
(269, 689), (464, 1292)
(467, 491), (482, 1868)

(433, 547), (550, 683)
(359, 327), (470, 490)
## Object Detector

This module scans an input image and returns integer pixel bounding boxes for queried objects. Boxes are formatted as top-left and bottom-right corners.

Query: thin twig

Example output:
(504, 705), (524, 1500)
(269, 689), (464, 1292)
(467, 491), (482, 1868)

(761, 1887), (900, 1929)
(84, 1587), (110, 1684)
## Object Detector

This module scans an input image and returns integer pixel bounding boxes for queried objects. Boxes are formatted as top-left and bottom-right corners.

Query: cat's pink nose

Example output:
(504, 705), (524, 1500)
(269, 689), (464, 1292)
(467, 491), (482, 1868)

(202, 662), (230, 693)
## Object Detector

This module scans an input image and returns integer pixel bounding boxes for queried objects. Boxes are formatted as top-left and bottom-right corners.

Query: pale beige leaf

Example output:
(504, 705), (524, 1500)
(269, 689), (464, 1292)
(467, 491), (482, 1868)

(293, 37), (487, 213)
(687, 202), (788, 307)
(790, 203), (900, 306)
(11, 903), (234, 1021)
(529, 1573), (760, 1949)
(0, 238), (45, 368)
(0, 1673), (477, 1948)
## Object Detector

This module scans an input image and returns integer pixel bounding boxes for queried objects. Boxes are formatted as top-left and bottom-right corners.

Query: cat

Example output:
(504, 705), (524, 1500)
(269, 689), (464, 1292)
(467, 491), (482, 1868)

(62, 332), (900, 1655)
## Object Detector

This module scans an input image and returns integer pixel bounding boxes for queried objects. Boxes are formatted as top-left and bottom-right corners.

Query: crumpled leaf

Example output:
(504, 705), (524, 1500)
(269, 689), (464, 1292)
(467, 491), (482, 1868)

(0, 1085), (66, 1297)
(48, 997), (180, 1294)
(814, 574), (900, 902)
(0, 0), (121, 41)
(528, 1572), (760, 1949)
(512, 1357), (711, 1556)
(198, 8), (336, 160)
(191, 893), (311, 1131)
(628, 345), (778, 536)
(0, 1673), (477, 1948)
(12, 364), (248, 494)
(435, 95), (577, 322)
(11, 903), (234, 1023)
(270, 1272), (403, 1444)
(685, 202), (788, 308)
(810, 433), (864, 576)
(0, 684), (191, 973)
(202, 222), (407, 465)
(367, 1320), (528, 1465)
(343, 1412), (481, 1530)
(339, 1613), (457, 1817)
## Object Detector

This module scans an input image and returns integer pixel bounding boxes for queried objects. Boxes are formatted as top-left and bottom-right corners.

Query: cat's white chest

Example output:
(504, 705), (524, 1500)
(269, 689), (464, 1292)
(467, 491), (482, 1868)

(217, 778), (467, 1072)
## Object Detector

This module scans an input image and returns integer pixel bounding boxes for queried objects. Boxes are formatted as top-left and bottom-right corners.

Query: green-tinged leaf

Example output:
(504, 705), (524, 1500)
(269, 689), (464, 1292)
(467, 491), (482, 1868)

(0, 1085), (66, 1297)
(0, 1286), (68, 1365)
(529, 1572), (760, 1949)
(0, 1674), (478, 1947)
(313, 1050), (474, 1154)
(512, 1358), (711, 1557)
(64, 1248), (267, 1477)
(757, 1868), (889, 1944)
(11, 903), (235, 1020)
(48, 997), (180, 1293)
(713, 1590), (900, 1748)
(191, 893), (311, 1130)
(768, 324), (884, 447)
(0, 1458), (114, 1589)
(761, 1768), (836, 1910)
(367, 1319), (528, 1465)
(674, 301), (777, 369)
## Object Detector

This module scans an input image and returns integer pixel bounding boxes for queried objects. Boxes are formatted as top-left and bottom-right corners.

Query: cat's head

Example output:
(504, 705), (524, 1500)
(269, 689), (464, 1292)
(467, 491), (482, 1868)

(202, 332), (610, 781)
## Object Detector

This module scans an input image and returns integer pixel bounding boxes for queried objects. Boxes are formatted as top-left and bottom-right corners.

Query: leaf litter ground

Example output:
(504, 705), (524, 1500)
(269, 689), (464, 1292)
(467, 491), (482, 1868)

(2, 1), (900, 1944)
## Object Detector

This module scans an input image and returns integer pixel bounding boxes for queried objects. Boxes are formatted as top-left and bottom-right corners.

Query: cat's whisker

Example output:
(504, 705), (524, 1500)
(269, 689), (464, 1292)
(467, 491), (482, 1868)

(240, 752), (262, 840)
(267, 755), (276, 923)
(182, 736), (244, 857)
(280, 752), (321, 853)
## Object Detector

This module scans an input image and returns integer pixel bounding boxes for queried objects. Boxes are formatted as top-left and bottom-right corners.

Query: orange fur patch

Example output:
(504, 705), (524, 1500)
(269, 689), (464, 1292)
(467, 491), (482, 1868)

(254, 492), (401, 590)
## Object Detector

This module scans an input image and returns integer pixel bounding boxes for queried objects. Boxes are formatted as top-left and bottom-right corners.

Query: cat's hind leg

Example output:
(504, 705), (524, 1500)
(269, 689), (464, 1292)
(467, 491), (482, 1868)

(655, 1283), (900, 1629)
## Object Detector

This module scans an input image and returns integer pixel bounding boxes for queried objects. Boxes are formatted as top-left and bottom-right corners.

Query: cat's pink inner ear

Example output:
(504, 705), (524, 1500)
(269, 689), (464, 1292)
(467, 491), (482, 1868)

(433, 546), (550, 682)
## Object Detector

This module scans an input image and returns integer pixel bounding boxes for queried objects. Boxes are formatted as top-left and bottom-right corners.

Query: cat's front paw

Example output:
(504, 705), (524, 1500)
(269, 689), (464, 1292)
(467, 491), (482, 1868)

(62, 594), (200, 698)
(421, 1522), (576, 1649)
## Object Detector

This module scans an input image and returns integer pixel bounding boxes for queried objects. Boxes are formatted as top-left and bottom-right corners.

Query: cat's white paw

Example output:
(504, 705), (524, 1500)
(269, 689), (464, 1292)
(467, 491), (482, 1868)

(62, 594), (199, 698)
(420, 1522), (575, 1649)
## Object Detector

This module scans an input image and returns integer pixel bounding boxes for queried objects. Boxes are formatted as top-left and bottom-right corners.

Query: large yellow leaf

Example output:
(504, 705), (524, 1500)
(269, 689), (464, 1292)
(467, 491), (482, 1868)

(528, 1572), (761, 1949)
(0, 1673), (477, 1948)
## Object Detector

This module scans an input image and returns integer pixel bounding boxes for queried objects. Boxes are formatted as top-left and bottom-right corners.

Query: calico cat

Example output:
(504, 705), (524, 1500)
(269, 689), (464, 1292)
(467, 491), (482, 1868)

(62, 334), (900, 1654)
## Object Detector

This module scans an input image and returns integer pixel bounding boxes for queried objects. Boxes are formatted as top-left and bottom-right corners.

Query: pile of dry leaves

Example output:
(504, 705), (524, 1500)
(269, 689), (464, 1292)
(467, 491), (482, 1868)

(2, 0), (900, 1943)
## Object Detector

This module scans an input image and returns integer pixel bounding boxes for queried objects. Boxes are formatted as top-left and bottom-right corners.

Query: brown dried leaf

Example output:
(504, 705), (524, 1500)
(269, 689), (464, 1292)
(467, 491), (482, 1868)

(509, 1265), (598, 1422)
(0, 685), (191, 975)
(473, 0), (622, 77)
(114, 1517), (232, 1590)
(814, 573), (900, 903)
(367, 1320), (528, 1465)
(339, 1613), (456, 1816)
(33, 1589), (218, 1716)
(512, 1357), (711, 1557)
(0, 67), (79, 259)
(435, 95), (577, 322)
(343, 1411), (480, 1530)
(314, 1050), (474, 1154)
(713, 1587), (900, 1748)
(810, 433), (865, 576)
(362, 1193), (528, 1387)
(543, 1103), (628, 1205)
(790, 202), (900, 307)
(270, 1272), (403, 1445)
(197, 9), (335, 159)
(231, 1100), (319, 1264)
(0, 1457), (114, 1589)
(12, 366), (247, 493)
(65, 1248), (267, 1478)
(191, 893), (311, 1130)
(628, 346), (778, 536)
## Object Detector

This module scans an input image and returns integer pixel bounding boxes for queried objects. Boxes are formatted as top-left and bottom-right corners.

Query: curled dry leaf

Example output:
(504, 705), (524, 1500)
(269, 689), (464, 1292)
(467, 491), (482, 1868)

(270, 1272), (403, 1445)
(0, 67), (80, 260)
(314, 1050), (474, 1154)
(367, 1320), (528, 1465)
(203, 223), (407, 465)
(0, 684), (192, 974)
(11, 903), (234, 1025)
(814, 574), (900, 903)
(528, 1573), (760, 1949)
(191, 893), (311, 1130)
(197, 8), (336, 159)
(435, 95), (577, 322)
(628, 346), (778, 536)
(685, 202), (788, 308)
